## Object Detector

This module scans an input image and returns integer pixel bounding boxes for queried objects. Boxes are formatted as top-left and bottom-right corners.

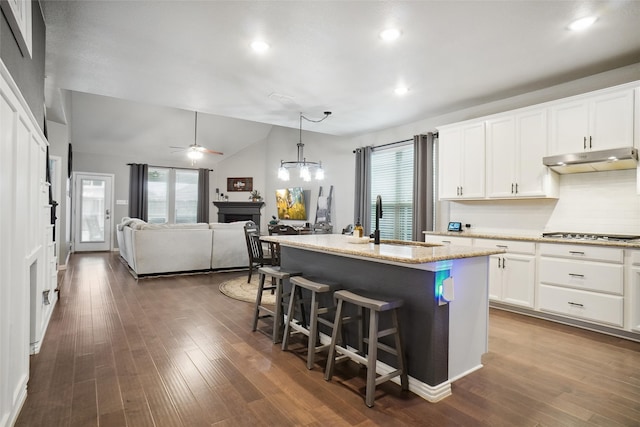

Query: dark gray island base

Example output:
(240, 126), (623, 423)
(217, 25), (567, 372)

(263, 235), (501, 402)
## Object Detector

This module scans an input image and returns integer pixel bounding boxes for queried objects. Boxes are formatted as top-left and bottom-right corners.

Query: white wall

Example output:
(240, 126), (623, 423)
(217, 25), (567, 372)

(212, 125), (354, 232)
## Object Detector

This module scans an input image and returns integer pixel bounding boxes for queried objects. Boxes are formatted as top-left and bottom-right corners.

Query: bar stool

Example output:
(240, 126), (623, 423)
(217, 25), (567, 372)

(324, 289), (408, 407)
(252, 266), (302, 343)
(281, 276), (341, 370)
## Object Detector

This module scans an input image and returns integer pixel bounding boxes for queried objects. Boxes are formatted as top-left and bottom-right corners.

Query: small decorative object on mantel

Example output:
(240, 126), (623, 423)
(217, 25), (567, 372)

(227, 177), (253, 192)
(249, 190), (262, 202)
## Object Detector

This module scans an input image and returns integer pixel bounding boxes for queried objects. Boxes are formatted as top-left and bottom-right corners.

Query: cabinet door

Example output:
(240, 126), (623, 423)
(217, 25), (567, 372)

(589, 89), (634, 150)
(631, 267), (640, 332)
(515, 109), (549, 197)
(459, 122), (485, 198)
(486, 116), (515, 198)
(438, 128), (462, 199)
(424, 235), (473, 246)
(488, 254), (503, 301)
(549, 99), (589, 155)
(502, 254), (535, 308)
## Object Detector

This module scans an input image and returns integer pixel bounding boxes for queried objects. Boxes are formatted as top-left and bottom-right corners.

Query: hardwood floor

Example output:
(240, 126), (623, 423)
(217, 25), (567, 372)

(15, 252), (640, 426)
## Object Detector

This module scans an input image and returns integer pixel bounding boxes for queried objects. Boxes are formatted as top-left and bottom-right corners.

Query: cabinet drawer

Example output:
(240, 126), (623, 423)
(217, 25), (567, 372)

(629, 250), (640, 266)
(539, 243), (623, 263)
(539, 258), (623, 294)
(539, 284), (623, 327)
(475, 239), (535, 254)
(424, 235), (473, 246)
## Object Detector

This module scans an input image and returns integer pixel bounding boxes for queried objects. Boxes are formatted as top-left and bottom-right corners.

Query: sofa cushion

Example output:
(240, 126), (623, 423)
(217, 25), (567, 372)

(139, 223), (209, 230)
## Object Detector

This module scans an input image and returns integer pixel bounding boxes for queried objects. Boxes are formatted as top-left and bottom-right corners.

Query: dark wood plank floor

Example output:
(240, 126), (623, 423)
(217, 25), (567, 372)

(15, 252), (640, 426)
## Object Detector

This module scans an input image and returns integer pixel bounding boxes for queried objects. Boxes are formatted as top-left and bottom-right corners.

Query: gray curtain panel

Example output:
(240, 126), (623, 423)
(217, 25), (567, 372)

(354, 146), (372, 234)
(412, 133), (435, 241)
(197, 168), (210, 223)
(128, 163), (148, 220)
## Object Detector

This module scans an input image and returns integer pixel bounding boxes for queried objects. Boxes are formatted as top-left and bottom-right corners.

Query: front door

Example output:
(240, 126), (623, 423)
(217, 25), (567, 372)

(73, 173), (113, 252)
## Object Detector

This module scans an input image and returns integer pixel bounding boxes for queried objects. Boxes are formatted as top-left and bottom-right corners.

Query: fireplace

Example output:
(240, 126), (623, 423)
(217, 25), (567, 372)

(213, 201), (264, 226)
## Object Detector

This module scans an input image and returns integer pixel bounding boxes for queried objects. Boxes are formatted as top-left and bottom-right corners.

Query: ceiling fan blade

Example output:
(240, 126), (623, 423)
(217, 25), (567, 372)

(201, 148), (224, 155)
(169, 146), (187, 150)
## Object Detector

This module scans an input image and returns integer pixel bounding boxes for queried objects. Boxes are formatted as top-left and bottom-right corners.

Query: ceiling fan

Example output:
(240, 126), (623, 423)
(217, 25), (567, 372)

(170, 111), (224, 161)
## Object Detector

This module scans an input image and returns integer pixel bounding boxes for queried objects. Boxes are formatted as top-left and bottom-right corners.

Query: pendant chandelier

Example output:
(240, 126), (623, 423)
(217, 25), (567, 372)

(278, 111), (331, 181)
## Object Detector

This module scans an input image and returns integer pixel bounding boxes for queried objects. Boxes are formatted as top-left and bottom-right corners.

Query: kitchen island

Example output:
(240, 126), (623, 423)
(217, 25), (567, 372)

(261, 234), (504, 402)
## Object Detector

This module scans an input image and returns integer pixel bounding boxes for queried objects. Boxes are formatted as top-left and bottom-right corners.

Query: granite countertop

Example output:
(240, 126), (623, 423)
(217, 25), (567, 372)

(261, 234), (504, 264)
(423, 231), (640, 249)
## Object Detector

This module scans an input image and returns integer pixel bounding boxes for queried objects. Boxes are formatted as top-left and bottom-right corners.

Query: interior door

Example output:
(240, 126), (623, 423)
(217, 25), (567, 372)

(73, 173), (113, 252)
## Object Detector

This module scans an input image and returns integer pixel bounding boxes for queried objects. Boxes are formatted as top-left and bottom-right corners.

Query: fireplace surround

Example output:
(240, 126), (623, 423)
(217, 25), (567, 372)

(213, 201), (264, 225)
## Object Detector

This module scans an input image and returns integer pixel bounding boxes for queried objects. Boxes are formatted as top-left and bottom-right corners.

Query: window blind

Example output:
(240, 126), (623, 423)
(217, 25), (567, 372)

(369, 143), (414, 241)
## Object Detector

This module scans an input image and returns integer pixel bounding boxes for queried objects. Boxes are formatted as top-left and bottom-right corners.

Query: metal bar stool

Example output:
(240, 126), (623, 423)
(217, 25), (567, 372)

(324, 289), (408, 407)
(252, 266), (302, 343)
(282, 276), (341, 370)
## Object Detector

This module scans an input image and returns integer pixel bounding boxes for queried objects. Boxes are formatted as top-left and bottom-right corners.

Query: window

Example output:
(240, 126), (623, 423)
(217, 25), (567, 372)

(370, 143), (414, 240)
(147, 167), (199, 223)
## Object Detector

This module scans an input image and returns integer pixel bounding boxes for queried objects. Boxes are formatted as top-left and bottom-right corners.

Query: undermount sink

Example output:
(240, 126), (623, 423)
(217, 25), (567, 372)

(379, 240), (442, 248)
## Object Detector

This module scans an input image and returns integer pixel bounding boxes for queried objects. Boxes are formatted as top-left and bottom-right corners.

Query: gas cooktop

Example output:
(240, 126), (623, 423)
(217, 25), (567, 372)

(542, 232), (640, 242)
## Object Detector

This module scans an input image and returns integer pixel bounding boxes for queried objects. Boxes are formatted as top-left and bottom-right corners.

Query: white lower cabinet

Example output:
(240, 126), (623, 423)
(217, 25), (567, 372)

(539, 243), (624, 328)
(424, 235), (473, 246)
(539, 285), (623, 327)
(630, 268), (640, 332)
(477, 239), (535, 308)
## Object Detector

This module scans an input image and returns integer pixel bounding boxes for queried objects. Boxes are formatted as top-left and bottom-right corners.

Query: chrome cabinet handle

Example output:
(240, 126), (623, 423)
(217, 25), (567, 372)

(583, 136), (586, 149)
(497, 258), (502, 268)
(502, 257), (506, 268)
(589, 136), (592, 149)
(442, 240), (451, 244)
(568, 273), (585, 278)
(515, 183), (518, 194)
(511, 183), (514, 194)
(496, 245), (508, 248)
(568, 301), (584, 308)
(569, 251), (585, 255)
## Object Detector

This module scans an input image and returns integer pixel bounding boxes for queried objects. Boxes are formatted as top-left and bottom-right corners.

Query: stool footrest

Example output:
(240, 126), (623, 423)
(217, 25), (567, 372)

(377, 327), (398, 339)
(375, 369), (403, 386)
(375, 341), (399, 356)
(335, 345), (368, 367)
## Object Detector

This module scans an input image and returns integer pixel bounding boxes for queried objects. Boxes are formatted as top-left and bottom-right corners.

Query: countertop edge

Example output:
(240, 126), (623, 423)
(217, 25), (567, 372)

(423, 231), (640, 248)
(263, 235), (504, 264)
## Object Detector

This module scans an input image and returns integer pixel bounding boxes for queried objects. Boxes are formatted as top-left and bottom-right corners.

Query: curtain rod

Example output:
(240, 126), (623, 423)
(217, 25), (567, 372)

(352, 132), (439, 153)
(126, 163), (213, 171)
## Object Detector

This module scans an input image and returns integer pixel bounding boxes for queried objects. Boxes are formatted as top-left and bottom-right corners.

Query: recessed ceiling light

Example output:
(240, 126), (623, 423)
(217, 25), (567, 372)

(394, 86), (409, 96)
(250, 40), (270, 53)
(568, 16), (597, 31)
(380, 28), (401, 41)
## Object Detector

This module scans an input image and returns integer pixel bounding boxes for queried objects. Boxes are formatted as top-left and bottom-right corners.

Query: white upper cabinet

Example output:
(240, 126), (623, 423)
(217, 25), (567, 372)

(439, 122), (485, 199)
(549, 88), (635, 155)
(486, 108), (558, 198)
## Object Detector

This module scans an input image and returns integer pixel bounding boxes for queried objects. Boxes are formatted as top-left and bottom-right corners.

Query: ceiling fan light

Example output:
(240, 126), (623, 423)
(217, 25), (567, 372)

(187, 149), (203, 160)
(315, 166), (325, 180)
(568, 16), (597, 31)
(278, 165), (290, 181)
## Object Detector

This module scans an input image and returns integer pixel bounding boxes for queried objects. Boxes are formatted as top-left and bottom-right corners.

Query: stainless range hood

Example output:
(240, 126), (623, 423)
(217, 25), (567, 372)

(543, 147), (638, 174)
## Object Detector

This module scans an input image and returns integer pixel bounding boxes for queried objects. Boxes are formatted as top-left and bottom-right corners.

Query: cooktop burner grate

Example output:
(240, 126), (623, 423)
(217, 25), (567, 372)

(542, 232), (640, 242)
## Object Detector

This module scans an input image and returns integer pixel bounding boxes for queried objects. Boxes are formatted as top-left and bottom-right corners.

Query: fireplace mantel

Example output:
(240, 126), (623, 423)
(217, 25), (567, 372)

(213, 201), (264, 225)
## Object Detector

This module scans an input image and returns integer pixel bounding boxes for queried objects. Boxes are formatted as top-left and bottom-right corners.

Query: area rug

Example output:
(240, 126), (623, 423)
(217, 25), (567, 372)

(219, 275), (275, 305)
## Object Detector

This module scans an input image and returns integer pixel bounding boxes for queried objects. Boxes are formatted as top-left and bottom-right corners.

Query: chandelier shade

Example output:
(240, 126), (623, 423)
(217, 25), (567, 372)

(278, 112), (331, 181)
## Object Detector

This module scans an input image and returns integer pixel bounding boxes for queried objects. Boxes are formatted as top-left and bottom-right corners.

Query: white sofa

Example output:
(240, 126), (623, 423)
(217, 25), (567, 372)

(116, 218), (249, 276)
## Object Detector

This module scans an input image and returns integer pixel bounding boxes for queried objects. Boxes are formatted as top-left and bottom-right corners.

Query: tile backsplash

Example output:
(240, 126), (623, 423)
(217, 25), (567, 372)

(446, 169), (640, 236)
